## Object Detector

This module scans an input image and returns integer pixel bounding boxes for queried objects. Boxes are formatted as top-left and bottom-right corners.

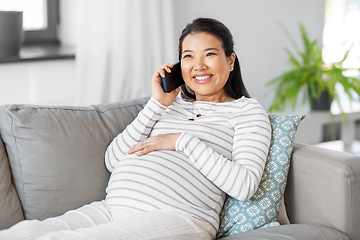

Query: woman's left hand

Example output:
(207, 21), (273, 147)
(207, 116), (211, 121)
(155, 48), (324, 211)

(127, 133), (182, 156)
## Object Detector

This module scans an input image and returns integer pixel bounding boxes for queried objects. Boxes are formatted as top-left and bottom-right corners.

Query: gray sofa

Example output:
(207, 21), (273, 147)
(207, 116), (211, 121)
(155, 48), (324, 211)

(0, 96), (359, 240)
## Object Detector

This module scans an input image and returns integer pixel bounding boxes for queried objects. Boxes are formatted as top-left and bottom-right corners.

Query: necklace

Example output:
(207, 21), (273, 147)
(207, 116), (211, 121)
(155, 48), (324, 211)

(188, 101), (218, 121)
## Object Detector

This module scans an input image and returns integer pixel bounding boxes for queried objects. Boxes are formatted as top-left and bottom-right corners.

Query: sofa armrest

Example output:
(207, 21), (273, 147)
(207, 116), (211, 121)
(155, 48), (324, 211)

(285, 142), (360, 240)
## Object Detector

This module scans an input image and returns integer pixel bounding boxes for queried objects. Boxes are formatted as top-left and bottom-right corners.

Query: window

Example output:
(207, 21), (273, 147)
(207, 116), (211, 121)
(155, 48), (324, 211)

(323, 0), (360, 102)
(323, 0), (360, 71)
(0, 0), (59, 45)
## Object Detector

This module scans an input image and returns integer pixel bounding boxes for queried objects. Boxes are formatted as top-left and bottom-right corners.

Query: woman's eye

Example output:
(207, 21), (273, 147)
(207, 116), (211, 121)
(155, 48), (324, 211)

(206, 52), (216, 56)
(183, 54), (192, 59)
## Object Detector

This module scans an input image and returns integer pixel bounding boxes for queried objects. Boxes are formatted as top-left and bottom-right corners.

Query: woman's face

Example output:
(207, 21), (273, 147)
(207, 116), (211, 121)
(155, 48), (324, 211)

(181, 32), (235, 102)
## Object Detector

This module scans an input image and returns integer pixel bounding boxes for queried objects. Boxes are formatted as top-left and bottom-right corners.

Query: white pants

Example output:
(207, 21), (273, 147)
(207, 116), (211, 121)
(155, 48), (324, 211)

(0, 201), (214, 240)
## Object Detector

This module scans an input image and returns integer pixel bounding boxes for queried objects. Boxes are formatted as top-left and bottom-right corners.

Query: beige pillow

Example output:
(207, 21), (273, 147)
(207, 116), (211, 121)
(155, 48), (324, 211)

(278, 197), (290, 225)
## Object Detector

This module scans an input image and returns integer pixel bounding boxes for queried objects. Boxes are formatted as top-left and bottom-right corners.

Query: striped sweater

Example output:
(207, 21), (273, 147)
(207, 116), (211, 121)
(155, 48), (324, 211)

(104, 95), (271, 232)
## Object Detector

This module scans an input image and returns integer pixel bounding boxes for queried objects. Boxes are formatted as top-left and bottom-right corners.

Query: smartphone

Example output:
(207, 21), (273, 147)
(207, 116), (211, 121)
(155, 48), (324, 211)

(161, 61), (184, 93)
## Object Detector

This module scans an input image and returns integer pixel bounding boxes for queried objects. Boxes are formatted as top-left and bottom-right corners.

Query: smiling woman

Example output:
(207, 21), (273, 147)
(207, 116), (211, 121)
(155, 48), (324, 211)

(178, 18), (250, 103)
(0, 18), (272, 240)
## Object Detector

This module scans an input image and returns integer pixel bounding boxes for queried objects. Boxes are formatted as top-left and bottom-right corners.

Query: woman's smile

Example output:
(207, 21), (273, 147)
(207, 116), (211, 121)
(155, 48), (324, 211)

(193, 74), (213, 84)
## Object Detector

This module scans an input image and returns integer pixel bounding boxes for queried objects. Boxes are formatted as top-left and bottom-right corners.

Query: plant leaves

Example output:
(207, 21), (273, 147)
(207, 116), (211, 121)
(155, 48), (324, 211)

(267, 22), (360, 113)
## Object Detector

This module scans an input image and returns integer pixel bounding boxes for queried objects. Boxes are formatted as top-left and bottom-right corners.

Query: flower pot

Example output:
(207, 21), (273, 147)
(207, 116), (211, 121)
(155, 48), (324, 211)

(0, 11), (24, 58)
(310, 89), (332, 111)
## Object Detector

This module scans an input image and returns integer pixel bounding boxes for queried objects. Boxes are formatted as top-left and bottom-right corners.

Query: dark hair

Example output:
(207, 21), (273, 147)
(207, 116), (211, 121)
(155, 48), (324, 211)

(178, 18), (250, 100)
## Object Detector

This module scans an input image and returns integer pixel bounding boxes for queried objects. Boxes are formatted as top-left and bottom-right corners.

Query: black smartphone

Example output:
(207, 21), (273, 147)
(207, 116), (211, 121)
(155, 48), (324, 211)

(161, 61), (184, 93)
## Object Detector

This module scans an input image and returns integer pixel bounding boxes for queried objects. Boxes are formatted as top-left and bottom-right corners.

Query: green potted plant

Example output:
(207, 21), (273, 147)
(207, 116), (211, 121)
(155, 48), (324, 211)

(267, 23), (360, 114)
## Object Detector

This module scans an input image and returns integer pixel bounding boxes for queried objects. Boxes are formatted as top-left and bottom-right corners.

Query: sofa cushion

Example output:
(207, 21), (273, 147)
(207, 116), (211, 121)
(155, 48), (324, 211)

(217, 224), (349, 240)
(217, 115), (305, 237)
(0, 134), (24, 229)
(0, 97), (148, 220)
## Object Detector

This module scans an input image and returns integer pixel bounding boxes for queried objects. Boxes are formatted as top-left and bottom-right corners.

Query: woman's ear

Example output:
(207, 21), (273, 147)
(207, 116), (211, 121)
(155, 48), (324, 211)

(229, 53), (236, 71)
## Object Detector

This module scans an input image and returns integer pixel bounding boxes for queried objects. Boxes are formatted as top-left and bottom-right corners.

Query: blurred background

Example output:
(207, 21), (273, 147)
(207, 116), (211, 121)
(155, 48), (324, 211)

(0, 0), (359, 146)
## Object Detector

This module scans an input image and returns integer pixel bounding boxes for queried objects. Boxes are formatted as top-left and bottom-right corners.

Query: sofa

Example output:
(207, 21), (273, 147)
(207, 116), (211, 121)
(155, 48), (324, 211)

(0, 96), (359, 240)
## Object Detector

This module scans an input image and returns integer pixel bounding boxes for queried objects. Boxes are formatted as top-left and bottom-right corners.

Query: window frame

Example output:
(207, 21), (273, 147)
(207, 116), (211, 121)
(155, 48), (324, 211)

(24, 0), (59, 45)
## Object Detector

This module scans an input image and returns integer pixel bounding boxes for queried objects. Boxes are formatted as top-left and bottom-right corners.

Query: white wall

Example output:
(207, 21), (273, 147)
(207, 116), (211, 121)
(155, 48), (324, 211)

(0, 0), (325, 109)
(0, 60), (76, 105)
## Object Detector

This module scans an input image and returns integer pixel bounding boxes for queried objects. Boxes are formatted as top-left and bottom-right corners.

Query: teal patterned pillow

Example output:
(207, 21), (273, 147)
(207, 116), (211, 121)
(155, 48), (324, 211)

(216, 114), (305, 238)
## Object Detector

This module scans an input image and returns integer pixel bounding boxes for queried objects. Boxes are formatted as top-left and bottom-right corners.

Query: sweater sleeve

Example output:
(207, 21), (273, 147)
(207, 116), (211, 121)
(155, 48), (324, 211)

(176, 107), (271, 201)
(105, 97), (166, 172)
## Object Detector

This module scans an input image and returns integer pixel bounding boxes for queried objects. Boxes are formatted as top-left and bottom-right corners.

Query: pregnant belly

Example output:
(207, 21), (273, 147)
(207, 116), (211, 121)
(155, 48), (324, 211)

(105, 150), (222, 215)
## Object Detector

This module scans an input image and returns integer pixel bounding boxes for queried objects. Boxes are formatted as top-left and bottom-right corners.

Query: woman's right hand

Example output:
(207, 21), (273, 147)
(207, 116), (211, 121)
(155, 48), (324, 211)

(151, 63), (180, 107)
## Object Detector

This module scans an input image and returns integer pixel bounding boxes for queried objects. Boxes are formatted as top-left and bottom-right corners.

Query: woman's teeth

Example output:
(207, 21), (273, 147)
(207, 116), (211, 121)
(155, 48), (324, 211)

(195, 75), (211, 80)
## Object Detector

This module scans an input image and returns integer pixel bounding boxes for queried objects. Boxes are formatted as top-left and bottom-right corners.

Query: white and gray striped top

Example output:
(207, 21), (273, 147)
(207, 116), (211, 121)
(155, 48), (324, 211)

(104, 95), (271, 232)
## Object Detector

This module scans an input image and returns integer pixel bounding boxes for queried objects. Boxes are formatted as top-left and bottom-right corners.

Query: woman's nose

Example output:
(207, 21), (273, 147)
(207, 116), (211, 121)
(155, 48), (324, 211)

(193, 58), (206, 71)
